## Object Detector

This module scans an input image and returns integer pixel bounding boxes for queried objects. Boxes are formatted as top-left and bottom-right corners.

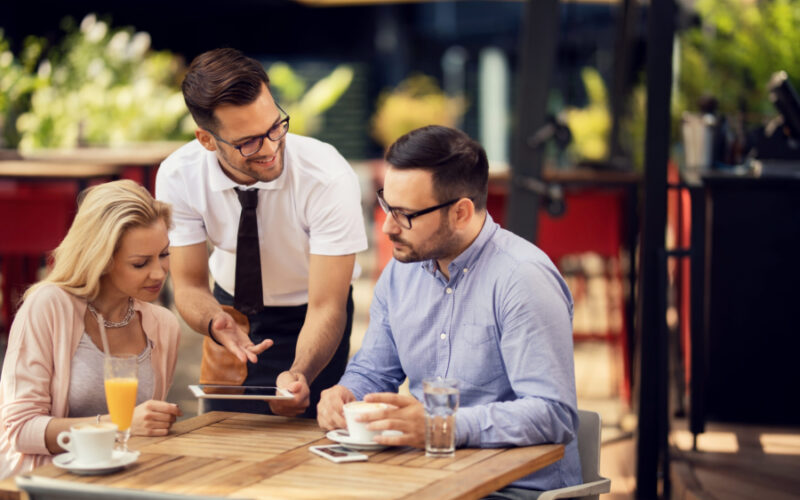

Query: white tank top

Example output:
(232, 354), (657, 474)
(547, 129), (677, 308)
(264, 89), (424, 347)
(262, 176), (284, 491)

(67, 333), (155, 418)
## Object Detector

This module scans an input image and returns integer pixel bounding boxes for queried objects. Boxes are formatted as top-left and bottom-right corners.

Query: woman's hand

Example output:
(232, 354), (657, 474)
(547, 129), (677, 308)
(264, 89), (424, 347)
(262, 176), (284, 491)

(130, 400), (182, 436)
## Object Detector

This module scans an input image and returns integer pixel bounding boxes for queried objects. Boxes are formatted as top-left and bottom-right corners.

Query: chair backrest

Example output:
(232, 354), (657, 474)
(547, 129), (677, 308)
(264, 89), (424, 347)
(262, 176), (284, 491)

(576, 409), (602, 483)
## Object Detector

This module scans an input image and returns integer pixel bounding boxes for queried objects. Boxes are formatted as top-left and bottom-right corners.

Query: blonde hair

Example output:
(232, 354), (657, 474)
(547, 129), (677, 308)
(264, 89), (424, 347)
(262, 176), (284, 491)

(24, 179), (172, 302)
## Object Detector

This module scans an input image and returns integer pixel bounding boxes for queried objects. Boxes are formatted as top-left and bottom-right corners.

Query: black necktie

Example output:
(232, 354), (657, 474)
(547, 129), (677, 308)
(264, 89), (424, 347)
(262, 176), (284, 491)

(234, 188), (263, 316)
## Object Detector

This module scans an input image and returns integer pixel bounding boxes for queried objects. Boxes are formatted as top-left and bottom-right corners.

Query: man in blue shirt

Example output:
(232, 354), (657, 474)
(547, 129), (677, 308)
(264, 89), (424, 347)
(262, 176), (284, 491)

(317, 125), (581, 497)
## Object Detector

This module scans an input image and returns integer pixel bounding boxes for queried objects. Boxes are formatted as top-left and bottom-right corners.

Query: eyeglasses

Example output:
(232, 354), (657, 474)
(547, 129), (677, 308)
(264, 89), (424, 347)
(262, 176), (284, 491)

(206, 102), (290, 158)
(376, 188), (461, 230)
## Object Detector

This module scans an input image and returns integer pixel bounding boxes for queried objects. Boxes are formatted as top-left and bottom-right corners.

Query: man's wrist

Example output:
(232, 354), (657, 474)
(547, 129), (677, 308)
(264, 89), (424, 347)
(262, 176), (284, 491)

(285, 368), (310, 383)
(207, 318), (223, 346)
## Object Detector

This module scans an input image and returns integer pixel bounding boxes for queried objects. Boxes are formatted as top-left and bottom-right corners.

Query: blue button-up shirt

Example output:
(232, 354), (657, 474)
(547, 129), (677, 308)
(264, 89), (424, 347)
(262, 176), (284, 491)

(340, 214), (582, 491)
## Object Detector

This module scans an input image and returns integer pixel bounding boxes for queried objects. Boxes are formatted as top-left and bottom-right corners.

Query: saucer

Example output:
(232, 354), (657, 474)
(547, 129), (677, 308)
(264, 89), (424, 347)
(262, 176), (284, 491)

(53, 449), (140, 475)
(326, 429), (402, 451)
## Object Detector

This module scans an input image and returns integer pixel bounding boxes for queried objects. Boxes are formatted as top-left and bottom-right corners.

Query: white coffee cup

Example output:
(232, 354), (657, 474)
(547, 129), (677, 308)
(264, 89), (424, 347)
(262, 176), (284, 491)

(343, 401), (390, 442)
(56, 422), (118, 465)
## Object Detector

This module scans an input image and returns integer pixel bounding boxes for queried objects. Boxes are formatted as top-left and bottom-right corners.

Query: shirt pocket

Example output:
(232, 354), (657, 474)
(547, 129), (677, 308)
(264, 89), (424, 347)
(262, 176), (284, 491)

(450, 324), (505, 386)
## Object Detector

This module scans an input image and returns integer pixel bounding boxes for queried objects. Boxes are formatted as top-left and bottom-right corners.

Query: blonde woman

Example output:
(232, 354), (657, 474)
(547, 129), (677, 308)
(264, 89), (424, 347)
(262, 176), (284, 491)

(0, 180), (182, 479)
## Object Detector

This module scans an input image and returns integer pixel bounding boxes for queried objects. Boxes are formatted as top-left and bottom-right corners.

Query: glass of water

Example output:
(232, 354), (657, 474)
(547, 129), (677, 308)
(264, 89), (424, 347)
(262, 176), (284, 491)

(423, 377), (459, 458)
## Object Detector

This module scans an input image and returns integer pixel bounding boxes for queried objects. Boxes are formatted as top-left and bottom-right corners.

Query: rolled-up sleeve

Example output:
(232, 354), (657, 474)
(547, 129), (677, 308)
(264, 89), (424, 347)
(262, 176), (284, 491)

(338, 271), (406, 399)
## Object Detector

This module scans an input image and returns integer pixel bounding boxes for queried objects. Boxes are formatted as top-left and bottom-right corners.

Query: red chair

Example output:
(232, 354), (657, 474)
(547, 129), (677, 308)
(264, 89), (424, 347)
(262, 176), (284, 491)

(0, 181), (78, 336)
(537, 189), (631, 403)
(486, 185), (632, 403)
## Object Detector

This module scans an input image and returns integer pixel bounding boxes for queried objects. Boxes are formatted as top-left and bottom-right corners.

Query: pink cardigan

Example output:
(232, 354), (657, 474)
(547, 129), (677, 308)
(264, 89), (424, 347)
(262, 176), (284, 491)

(0, 284), (180, 479)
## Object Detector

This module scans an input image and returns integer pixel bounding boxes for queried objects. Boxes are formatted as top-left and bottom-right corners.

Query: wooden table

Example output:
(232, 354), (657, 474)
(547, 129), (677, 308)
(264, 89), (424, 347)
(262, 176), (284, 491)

(0, 412), (564, 500)
(0, 160), (124, 179)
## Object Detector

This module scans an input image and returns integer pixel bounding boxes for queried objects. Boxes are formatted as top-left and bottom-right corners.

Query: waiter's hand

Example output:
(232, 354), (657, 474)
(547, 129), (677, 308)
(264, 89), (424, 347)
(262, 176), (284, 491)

(317, 385), (356, 431)
(270, 371), (310, 416)
(209, 310), (272, 363)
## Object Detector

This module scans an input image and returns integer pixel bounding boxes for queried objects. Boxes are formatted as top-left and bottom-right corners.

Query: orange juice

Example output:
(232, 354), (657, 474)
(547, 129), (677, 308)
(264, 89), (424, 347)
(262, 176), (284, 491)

(104, 377), (138, 431)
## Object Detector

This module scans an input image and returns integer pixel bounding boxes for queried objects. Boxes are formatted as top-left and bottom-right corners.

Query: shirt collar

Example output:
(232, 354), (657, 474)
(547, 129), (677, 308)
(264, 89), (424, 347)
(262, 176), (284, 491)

(206, 136), (291, 192)
(420, 212), (499, 276)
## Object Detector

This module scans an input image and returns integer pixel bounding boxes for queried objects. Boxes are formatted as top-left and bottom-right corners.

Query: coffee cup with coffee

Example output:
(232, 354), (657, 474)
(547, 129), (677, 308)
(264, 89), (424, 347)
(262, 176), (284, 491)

(343, 401), (390, 442)
(56, 422), (118, 465)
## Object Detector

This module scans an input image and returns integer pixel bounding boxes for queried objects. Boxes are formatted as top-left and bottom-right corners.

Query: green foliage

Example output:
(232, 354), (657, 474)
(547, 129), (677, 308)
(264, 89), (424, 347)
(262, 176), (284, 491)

(620, 84), (647, 171)
(677, 0), (800, 124)
(563, 68), (612, 162)
(268, 62), (354, 137)
(618, 0), (800, 171)
(370, 74), (467, 149)
(0, 30), (45, 147)
(10, 14), (193, 151)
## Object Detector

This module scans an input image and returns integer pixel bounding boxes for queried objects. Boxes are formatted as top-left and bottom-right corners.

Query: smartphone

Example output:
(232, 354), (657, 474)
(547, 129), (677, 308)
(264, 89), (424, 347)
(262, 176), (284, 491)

(188, 385), (293, 400)
(309, 445), (368, 463)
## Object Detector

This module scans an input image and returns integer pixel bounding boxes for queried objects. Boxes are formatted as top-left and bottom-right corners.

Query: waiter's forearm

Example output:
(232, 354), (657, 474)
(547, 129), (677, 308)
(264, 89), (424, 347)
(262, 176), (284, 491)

(173, 284), (224, 336)
(289, 305), (347, 383)
(169, 243), (223, 337)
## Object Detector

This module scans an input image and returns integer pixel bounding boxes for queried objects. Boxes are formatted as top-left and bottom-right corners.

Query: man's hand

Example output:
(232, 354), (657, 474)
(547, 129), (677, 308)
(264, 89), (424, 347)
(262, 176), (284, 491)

(317, 385), (356, 431)
(209, 310), (272, 364)
(270, 371), (310, 416)
(361, 393), (426, 449)
(130, 400), (183, 437)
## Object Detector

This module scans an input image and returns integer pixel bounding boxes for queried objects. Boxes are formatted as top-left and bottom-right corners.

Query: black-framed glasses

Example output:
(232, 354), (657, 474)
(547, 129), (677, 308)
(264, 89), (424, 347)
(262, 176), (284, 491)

(376, 188), (461, 230)
(207, 103), (290, 158)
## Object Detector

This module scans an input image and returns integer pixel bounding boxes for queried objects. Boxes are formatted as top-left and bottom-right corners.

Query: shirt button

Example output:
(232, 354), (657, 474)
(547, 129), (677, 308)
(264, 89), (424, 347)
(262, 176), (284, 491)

(446, 287), (453, 294)
(463, 268), (469, 273)
(440, 333), (447, 340)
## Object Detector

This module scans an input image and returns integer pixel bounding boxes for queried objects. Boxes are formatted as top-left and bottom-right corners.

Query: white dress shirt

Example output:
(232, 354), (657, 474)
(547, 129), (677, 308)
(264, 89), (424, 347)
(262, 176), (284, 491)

(155, 133), (368, 306)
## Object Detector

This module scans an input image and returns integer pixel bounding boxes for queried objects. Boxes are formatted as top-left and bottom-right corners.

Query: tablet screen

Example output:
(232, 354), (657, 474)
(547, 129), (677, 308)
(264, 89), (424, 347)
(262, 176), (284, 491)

(189, 385), (293, 400)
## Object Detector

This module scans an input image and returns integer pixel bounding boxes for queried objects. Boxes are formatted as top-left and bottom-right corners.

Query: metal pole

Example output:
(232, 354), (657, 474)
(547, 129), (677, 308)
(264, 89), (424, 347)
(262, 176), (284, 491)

(635, 0), (675, 498)
(506, 0), (560, 242)
(609, 0), (639, 166)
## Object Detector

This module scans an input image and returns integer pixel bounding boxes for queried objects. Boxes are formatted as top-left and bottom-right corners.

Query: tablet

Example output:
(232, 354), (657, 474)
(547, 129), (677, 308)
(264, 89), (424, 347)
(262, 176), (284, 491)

(188, 385), (294, 400)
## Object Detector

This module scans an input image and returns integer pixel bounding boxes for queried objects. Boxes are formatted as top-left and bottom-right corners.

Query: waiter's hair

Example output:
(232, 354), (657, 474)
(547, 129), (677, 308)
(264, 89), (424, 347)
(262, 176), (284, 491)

(385, 125), (489, 211)
(182, 47), (270, 132)
(23, 180), (172, 302)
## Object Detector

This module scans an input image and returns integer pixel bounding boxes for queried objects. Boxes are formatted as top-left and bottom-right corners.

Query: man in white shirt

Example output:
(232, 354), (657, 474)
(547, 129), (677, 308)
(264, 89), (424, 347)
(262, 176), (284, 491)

(156, 48), (368, 418)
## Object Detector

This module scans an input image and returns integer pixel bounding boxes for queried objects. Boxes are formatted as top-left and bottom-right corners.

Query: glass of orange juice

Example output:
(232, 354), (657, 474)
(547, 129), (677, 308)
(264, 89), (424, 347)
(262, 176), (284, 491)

(104, 355), (138, 451)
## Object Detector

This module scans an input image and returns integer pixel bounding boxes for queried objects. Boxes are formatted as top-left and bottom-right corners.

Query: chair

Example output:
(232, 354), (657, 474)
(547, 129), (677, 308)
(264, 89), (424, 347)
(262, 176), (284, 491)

(16, 474), (228, 500)
(0, 181), (77, 337)
(538, 409), (611, 500)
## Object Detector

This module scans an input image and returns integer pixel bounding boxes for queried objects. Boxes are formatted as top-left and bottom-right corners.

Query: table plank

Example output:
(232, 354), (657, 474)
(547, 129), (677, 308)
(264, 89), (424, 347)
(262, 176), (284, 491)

(231, 462), (450, 500)
(20, 142), (181, 165)
(128, 410), (234, 449)
(402, 444), (564, 500)
(0, 478), (17, 500)
(443, 448), (506, 472)
(140, 413), (325, 461)
(0, 161), (122, 179)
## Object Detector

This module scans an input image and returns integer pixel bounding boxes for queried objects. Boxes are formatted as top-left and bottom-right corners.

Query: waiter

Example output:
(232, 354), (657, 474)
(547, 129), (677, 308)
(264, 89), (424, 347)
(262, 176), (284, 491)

(156, 48), (367, 418)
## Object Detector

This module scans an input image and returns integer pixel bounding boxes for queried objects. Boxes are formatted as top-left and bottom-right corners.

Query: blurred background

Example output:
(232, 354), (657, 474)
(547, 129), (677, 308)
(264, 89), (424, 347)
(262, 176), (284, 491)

(2, 1), (800, 499)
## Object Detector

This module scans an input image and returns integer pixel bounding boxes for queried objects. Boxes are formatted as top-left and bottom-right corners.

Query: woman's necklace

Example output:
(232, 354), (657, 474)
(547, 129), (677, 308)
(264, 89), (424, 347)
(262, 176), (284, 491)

(87, 297), (135, 328)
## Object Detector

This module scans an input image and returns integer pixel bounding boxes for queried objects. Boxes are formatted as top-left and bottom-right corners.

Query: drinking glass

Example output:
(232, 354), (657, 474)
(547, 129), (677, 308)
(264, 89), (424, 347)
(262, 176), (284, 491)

(104, 355), (138, 452)
(423, 377), (459, 458)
